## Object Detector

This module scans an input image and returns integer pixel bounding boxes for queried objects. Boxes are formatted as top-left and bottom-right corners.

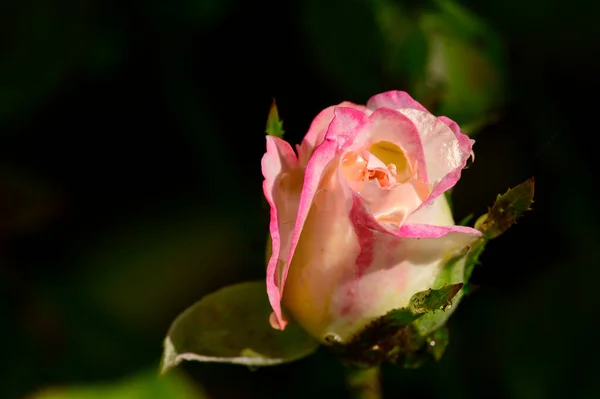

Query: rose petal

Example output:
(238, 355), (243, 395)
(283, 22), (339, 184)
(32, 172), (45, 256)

(323, 222), (479, 341)
(262, 136), (300, 330)
(275, 108), (369, 329)
(394, 223), (482, 239)
(281, 160), (359, 341)
(365, 108), (429, 184)
(337, 108), (429, 224)
(398, 109), (473, 205)
(366, 90), (429, 113)
(324, 194), (480, 339)
(349, 174), (422, 228)
(297, 102), (367, 166)
(404, 194), (454, 226)
(284, 191), (480, 342)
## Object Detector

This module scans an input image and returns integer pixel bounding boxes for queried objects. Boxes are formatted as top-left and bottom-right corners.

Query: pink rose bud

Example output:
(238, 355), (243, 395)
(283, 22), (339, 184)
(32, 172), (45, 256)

(262, 91), (482, 343)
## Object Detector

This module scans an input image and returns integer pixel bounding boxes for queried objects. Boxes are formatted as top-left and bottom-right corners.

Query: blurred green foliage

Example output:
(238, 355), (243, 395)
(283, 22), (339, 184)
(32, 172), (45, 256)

(301, 0), (506, 133)
(26, 370), (207, 399)
(1, 0), (599, 398)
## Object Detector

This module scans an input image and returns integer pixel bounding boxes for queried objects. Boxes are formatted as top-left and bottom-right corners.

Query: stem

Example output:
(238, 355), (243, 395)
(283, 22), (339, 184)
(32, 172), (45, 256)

(345, 366), (382, 399)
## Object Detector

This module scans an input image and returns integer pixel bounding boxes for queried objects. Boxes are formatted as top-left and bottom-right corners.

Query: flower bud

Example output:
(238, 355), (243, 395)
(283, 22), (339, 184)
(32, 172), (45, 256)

(262, 91), (481, 343)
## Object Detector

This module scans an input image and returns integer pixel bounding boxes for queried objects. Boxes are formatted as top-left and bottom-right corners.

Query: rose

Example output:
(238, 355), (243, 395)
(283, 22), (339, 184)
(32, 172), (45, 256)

(262, 91), (482, 343)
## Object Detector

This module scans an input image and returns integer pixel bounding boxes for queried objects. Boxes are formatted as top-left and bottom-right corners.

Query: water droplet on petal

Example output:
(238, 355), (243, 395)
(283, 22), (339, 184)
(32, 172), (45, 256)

(340, 151), (368, 183)
(324, 333), (342, 344)
(387, 163), (397, 176)
(337, 135), (351, 152)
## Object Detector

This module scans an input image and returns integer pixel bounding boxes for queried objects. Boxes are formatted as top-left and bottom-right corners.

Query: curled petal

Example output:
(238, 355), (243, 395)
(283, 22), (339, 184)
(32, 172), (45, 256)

(338, 195), (480, 331)
(365, 108), (428, 185)
(439, 115), (475, 163)
(297, 102), (367, 166)
(262, 136), (300, 330)
(394, 224), (482, 240)
(398, 109), (473, 205)
(404, 194), (454, 226)
(338, 108), (430, 224)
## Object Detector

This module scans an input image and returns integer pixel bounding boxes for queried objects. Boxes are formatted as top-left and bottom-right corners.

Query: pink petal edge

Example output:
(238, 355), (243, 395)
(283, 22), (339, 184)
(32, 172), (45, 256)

(365, 107), (429, 185)
(438, 116), (474, 161)
(262, 136), (299, 330)
(298, 102), (367, 166)
(350, 193), (481, 239)
(419, 116), (474, 206)
(348, 193), (481, 287)
(395, 223), (482, 238)
(366, 90), (429, 113)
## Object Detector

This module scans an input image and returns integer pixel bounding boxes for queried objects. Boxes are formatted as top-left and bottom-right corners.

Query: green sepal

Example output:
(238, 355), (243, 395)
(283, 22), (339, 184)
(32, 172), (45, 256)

(475, 178), (535, 240)
(323, 284), (463, 369)
(411, 250), (469, 336)
(323, 179), (536, 369)
(265, 99), (284, 138)
(462, 178), (535, 283)
(161, 281), (318, 373)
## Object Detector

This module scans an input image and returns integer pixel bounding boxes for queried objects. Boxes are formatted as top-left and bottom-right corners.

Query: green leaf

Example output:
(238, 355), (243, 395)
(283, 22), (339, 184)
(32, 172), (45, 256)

(412, 252), (469, 335)
(476, 178), (535, 239)
(460, 178), (534, 290)
(265, 99), (284, 138)
(161, 281), (318, 373)
(28, 369), (207, 399)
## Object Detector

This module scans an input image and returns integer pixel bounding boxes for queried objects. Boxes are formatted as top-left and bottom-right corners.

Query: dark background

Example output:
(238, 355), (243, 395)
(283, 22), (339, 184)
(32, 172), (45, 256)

(1, 0), (599, 398)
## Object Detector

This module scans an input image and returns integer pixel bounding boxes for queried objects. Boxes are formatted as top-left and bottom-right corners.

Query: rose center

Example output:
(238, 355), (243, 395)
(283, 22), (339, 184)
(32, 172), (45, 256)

(368, 141), (413, 183)
(341, 141), (414, 190)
